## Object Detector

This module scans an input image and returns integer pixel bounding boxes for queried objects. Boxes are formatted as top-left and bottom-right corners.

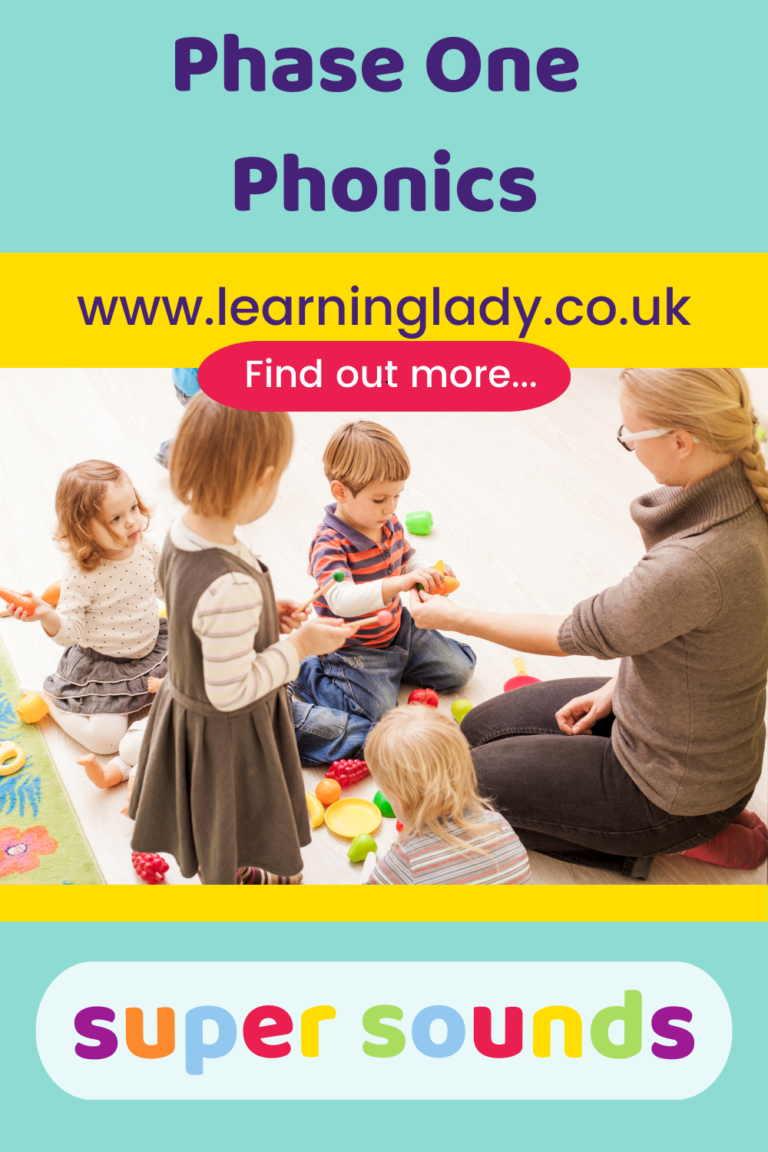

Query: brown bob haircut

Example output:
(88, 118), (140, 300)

(53, 460), (153, 572)
(170, 395), (294, 517)
(322, 420), (410, 496)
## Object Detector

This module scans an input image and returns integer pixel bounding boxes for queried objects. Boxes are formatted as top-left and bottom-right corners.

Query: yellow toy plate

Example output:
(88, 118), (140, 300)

(324, 798), (382, 838)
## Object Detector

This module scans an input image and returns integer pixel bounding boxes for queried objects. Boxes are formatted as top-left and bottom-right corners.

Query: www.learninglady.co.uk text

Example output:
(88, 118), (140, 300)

(75, 285), (691, 341)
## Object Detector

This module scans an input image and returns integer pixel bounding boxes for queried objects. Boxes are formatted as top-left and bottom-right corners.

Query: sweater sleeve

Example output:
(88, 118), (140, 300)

(52, 566), (91, 648)
(193, 572), (300, 711)
(146, 536), (164, 599)
(325, 579), (386, 617)
(558, 544), (723, 660)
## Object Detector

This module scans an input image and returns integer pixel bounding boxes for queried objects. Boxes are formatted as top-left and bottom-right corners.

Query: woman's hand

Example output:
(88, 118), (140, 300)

(408, 588), (462, 631)
(555, 677), (617, 735)
(275, 598), (309, 633)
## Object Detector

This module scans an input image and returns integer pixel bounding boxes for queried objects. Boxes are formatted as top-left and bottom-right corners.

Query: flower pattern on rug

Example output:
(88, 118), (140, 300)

(0, 825), (58, 877)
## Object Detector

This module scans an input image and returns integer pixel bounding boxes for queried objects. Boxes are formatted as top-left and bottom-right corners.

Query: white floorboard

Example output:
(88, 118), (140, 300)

(0, 367), (764, 885)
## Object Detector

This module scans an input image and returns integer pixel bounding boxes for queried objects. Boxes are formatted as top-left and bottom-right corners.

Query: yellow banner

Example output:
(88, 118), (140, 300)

(1, 885), (764, 922)
(1, 252), (764, 365)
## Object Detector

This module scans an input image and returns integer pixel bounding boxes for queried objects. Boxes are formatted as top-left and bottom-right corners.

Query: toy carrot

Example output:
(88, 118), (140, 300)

(0, 587), (37, 615)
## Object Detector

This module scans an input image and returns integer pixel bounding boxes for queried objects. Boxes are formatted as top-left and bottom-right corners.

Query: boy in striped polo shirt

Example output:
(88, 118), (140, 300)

(292, 422), (476, 728)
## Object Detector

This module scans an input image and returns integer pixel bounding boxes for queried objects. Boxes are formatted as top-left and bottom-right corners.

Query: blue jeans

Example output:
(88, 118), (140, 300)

(291, 700), (374, 768)
(293, 608), (476, 724)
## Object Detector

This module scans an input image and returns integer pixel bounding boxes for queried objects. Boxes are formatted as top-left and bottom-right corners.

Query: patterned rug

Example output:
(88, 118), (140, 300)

(0, 634), (103, 884)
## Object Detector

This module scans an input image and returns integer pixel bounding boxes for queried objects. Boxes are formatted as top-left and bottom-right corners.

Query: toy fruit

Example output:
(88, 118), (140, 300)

(503, 658), (542, 692)
(347, 833), (377, 862)
(0, 587), (37, 615)
(396, 819), (405, 833)
(326, 758), (369, 787)
(373, 790), (396, 818)
(451, 699), (474, 723)
(41, 581), (61, 607)
(408, 688), (438, 708)
(415, 559), (460, 597)
(131, 851), (170, 885)
(315, 778), (342, 807)
(306, 792), (325, 829)
(405, 511), (433, 535)
(17, 692), (50, 724)
(0, 741), (26, 777)
(158, 604), (167, 618)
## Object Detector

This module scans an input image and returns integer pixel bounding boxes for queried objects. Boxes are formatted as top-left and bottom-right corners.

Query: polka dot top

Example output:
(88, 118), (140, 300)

(53, 536), (164, 659)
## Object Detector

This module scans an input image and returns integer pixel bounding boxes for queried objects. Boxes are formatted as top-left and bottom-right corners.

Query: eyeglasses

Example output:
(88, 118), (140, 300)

(616, 424), (699, 452)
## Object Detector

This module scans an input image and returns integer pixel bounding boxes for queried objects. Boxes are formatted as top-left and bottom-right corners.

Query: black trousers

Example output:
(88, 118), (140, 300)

(464, 678), (752, 879)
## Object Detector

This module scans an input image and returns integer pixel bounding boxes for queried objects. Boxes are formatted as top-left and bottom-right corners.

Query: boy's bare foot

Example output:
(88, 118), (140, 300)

(78, 753), (125, 789)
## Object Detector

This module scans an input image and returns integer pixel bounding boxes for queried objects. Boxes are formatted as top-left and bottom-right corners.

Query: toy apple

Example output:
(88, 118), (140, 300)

(348, 833), (377, 862)
(408, 688), (438, 708)
(451, 699), (474, 723)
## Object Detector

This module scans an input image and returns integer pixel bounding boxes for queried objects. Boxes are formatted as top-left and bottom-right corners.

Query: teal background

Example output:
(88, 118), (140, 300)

(4, 920), (765, 1150)
(3, 0), (765, 252)
(3, 0), (766, 1145)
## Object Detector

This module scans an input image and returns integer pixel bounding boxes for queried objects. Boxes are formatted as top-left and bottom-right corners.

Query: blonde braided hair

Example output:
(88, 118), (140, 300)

(619, 368), (768, 519)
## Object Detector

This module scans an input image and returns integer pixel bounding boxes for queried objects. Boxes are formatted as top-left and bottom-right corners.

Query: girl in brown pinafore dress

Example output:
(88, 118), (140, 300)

(128, 398), (357, 884)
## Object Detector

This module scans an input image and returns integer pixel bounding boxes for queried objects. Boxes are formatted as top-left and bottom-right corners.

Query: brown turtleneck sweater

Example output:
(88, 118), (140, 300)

(558, 461), (768, 815)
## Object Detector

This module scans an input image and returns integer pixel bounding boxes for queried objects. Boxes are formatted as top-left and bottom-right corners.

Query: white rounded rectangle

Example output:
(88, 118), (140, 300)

(36, 961), (731, 1100)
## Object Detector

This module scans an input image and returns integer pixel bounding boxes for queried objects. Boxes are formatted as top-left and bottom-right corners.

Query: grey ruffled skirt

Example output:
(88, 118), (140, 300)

(44, 619), (169, 715)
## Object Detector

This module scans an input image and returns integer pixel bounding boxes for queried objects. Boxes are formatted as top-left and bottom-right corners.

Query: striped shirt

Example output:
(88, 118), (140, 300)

(366, 811), (531, 885)
(171, 518), (300, 712)
(309, 505), (416, 647)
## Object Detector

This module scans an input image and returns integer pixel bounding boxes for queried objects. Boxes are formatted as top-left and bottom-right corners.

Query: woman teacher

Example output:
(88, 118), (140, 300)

(410, 368), (768, 876)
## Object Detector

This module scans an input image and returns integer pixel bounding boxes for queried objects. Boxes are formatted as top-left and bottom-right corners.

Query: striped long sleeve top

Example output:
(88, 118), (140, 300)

(366, 810), (532, 885)
(308, 504), (426, 648)
(170, 518), (299, 712)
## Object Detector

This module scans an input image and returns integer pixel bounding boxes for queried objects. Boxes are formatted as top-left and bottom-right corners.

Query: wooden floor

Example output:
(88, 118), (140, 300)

(0, 366), (765, 885)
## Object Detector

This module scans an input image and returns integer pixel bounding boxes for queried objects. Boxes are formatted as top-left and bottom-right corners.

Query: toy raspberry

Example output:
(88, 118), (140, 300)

(326, 759), (369, 787)
(131, 851), (170, 885)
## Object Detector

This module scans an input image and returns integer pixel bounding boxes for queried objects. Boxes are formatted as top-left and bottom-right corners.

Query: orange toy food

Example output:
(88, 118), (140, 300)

(315, 778), (342, 807)
(0, 587), (37, 615)
(416, 560), (460, 597)
(41, 581), (61, 607)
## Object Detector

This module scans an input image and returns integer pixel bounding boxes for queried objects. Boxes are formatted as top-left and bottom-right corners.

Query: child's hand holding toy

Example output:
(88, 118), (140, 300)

(1, 588), (60, 635)
(287, 615), (359, 661)
(384, 566), (445, 600)
(275, 599), (309, 633)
